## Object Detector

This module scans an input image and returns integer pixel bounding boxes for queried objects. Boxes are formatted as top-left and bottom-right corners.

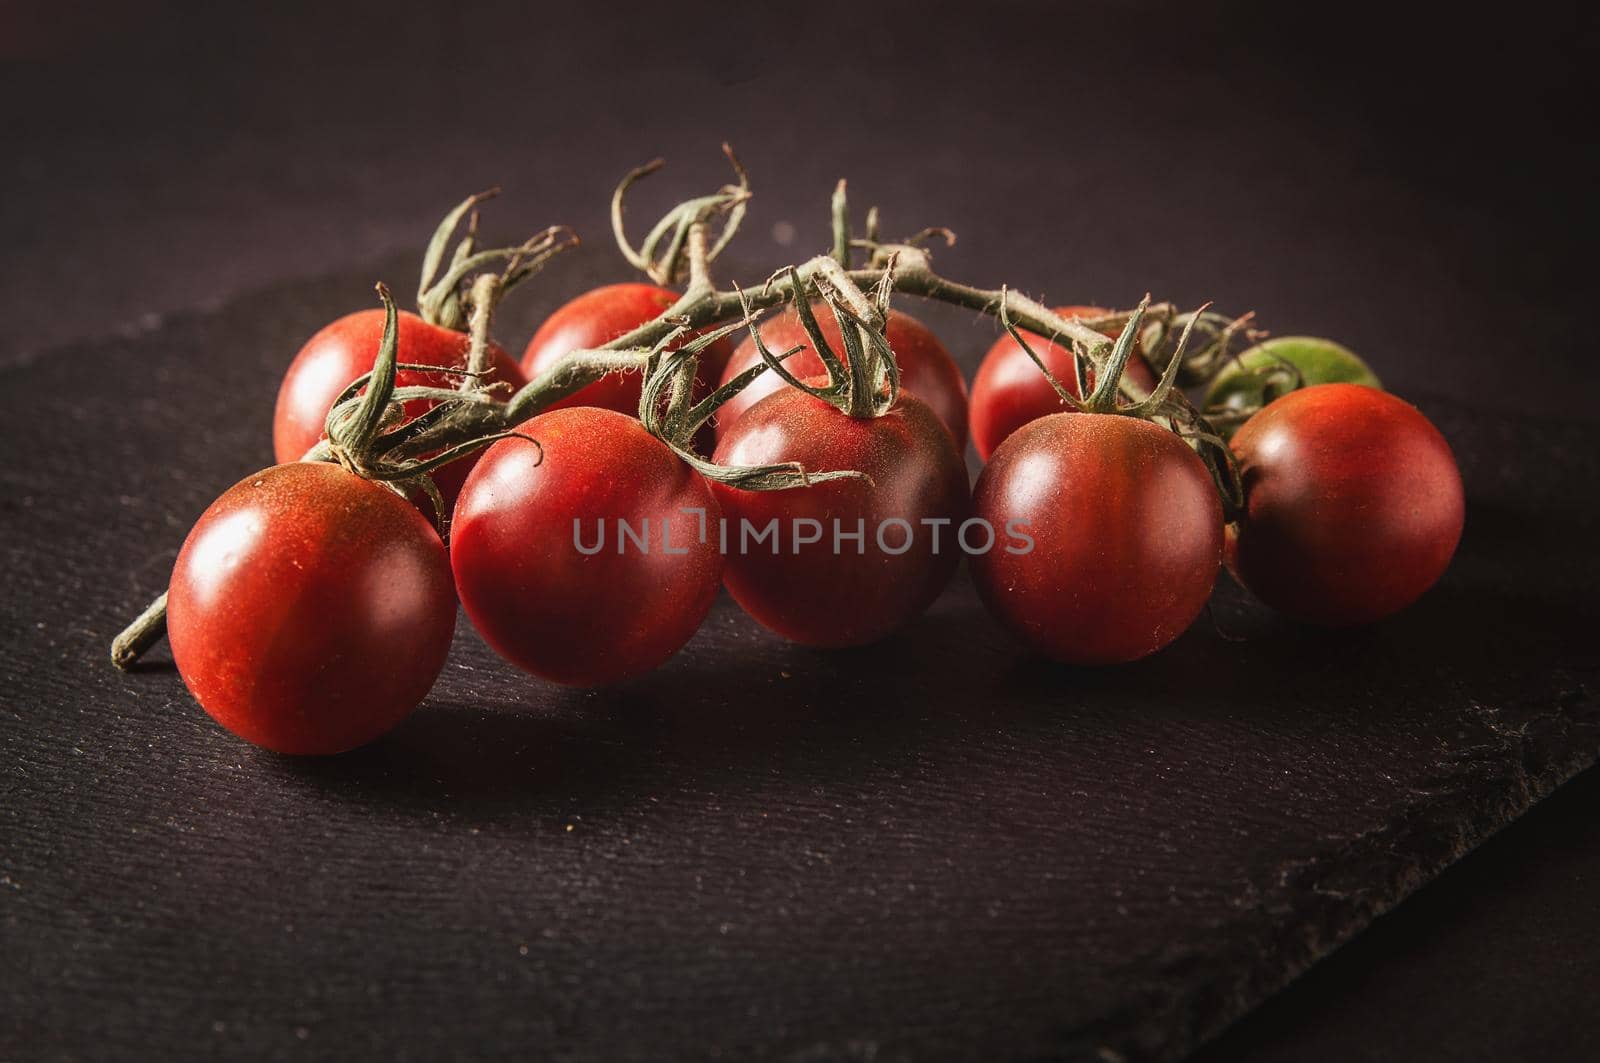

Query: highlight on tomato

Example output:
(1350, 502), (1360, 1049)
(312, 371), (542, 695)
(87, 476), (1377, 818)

(970, 298), (1223, 664)
(1226, 383), (1463, 626)
(167, 461), (456, 756)
(273, 192), (571, 507)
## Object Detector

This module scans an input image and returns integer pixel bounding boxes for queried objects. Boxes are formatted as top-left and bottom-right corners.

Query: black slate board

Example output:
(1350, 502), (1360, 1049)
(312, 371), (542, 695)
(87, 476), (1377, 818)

(2, 256), (1597, 1063)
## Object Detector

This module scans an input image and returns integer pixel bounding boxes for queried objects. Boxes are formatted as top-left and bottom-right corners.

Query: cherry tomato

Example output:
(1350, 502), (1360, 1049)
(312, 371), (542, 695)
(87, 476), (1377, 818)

(1227, 383), (1463, 626)
(713, 306), (969, 450)
(273, 308), (526, 506)
(968, 305), (1161, 461)
(167, 462), (456, 755)
(451, 407), (723, 685)
(520, 283), (735, 440)
(710, 385), (969, 647)
(971, 414), (1222, 664)
(1204, 336), (1381, 431)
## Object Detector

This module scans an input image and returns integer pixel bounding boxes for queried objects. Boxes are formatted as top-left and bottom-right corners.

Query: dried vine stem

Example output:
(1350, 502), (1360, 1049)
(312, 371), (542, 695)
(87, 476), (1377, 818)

(370, 228), (1242, 522)
(612, 144), (749, 286)
(373, 243), (1173, 465)
(110, 591), (169, 670)
(112, 164), (1240, 669)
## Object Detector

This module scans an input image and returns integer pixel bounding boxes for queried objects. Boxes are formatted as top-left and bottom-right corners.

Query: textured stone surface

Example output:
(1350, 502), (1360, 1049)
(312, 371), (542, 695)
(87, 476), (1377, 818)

(2, 252), (1596, 1061)
(1195, 765), (1600, 1062)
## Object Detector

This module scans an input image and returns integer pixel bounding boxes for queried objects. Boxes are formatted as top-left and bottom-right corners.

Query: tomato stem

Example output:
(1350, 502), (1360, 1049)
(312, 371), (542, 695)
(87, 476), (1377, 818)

(415, 191), (575, 331)
(330, 284), (402, 461)
(418, 188), (496, 325)
(611, 145), (749, 286)
(638, 341), (868, 494)
(110, 590), (169, 670)
(383, 254), (1176, 464)
(1082, 295), (1152, 412)
(683, 221), (715, 299)
(998, 287), (1090, 411)
(461, 273), (501, 386)
(831, 179), (851, 268)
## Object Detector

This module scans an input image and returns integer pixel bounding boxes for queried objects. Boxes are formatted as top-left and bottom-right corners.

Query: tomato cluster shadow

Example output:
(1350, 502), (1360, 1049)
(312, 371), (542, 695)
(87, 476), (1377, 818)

(275, 497), (1597, 823)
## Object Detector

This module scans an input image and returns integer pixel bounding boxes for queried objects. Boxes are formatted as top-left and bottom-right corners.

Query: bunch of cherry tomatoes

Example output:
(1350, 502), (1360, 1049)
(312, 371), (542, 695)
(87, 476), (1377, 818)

(122, 159), (1465, 756)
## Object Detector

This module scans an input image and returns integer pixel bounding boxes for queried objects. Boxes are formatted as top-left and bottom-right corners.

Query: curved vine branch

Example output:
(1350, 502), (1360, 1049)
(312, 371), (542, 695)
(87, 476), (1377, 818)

(111, 169), (1240, 670)
(372, 244), (1180, 467)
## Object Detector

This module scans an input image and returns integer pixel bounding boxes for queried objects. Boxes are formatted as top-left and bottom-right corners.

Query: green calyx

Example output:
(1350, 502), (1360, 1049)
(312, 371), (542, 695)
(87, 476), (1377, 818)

(417, 189), (577, 331)
(735, 264), (901, 423)
(1136, 308), (1263, 385)
(323, 283), (539, 526)
(999, 291), (1202, 419)
(612, 144), (750, 288)
(634, 310), (869, 494)
(1203, 336), (1382, 436)
(320, 190), (584, 521)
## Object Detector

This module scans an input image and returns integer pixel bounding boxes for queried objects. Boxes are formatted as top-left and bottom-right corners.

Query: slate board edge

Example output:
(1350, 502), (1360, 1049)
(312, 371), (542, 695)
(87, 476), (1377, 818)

(1143, 694), (1600, 1063)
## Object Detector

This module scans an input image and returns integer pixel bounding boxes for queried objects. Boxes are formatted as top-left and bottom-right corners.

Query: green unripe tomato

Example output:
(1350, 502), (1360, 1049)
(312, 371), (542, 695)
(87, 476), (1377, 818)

(1204, 337), (1382, 432)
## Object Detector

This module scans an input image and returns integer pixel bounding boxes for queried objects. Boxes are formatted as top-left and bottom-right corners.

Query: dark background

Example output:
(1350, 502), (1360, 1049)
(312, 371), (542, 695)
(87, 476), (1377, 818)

(3, 1), (1597, 1059)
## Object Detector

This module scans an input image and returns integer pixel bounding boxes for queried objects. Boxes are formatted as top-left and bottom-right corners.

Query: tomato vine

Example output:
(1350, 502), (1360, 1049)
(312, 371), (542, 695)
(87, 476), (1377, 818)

(111, 145), (1253, 670)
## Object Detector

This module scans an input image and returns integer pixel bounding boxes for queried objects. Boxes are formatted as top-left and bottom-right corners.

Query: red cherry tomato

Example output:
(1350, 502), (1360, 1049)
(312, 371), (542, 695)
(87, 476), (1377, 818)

(971, 414), (1222, 664)
(273, 308), (526, 506)
(713, 306), (969, 450)
(710, 385), (969, 647)
(451, 407), (723, 685)
(968, 305), (1161, 461)
(520, 283), (735, 436)
(167, 462), (456, 755)
(1227, 383), (1464, 625)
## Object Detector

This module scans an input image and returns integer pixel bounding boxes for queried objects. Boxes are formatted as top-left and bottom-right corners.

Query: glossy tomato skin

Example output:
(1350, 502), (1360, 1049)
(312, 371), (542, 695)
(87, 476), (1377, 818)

(710, 387), (969, 647)
(450, 407), (723, 686)
(273, 308), (526, 506)
(968, 305), (1161, 461)
(1226, 383), (1464, 626)
(167, 462), (456, 755)
(713, 306), (969, 450)
(971, 414), (1222, 664)
(520, 283), (735, 430)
